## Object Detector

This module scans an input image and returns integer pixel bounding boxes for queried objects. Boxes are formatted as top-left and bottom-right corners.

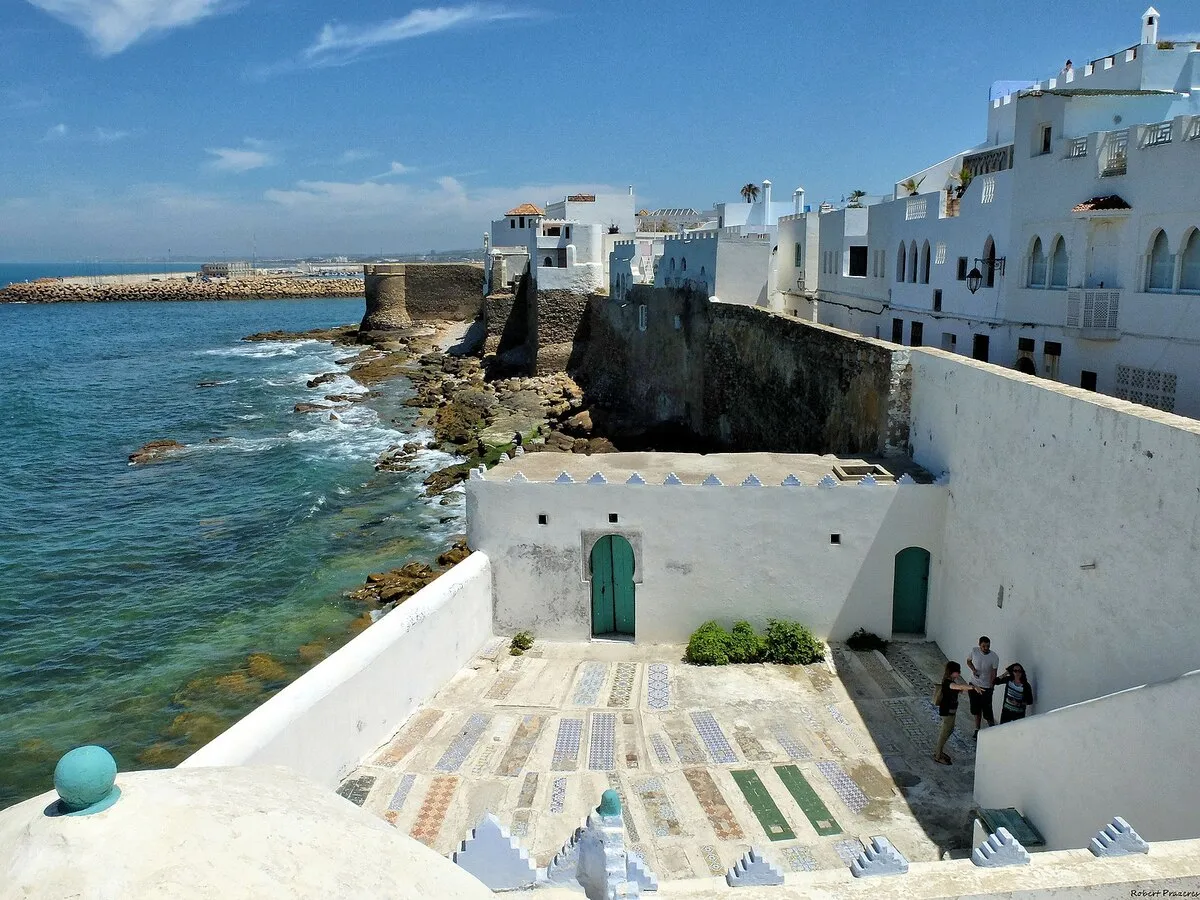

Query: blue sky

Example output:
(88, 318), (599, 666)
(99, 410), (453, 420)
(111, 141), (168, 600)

(1, 0), (1192, 260)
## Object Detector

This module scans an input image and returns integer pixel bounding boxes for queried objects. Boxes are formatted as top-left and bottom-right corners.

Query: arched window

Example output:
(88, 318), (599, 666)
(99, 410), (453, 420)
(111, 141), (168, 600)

(681, 257), (687, 272)
(543, 256), (553, 267)
(984, 236), (997, 287)
(1147, 230), (1173, 292)
(896, 242), (906, 282)
(1181, 229), (1200, 292)
(920, 240), (931, 284)
(670, 257), (676, 271)
(908, 241), (918, 283)
(1028, 237), (1047, 288)
(1049, 236), (1068, 288)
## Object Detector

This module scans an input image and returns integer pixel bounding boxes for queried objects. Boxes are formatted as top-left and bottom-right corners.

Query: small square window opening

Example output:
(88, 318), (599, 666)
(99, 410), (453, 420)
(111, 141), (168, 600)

(608, 513), (619, 524)
(537, 514), (548, 525)
(830, 533), (842, 545)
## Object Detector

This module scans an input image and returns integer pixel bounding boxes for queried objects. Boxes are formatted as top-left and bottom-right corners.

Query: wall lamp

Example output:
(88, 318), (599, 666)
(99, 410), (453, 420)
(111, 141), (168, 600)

(966, 256), (1006, 294)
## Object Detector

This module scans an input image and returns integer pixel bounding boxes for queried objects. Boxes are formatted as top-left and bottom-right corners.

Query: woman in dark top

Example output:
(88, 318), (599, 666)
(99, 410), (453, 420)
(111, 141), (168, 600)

(995, 663), (1034, 723)
(934, 660), (979, 765)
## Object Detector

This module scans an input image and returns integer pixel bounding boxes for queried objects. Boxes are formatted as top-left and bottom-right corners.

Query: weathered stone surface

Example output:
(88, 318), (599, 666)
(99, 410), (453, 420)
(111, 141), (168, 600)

(1089, 817), (1150, 857)
(1, 277), (363, 305)
(726, 848), (784, 887)
(849, 836), (909, 877)
(361, 263), (483, 331)
(128, 439), (186, 464)
(972, 827), (1031, 868)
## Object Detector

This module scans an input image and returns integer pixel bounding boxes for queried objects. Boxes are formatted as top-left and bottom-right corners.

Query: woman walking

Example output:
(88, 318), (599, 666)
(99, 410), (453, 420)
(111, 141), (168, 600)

(934, 660), (979, 765)
(995, 663), (1034, 723)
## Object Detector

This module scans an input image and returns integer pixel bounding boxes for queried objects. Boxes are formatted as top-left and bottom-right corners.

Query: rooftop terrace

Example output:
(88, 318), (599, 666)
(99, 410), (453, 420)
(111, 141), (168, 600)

(338, 638), (978, 879)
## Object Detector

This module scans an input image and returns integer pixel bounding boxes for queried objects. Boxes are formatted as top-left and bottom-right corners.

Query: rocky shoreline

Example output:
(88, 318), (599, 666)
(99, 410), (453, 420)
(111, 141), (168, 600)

(0, 276), (364, 304)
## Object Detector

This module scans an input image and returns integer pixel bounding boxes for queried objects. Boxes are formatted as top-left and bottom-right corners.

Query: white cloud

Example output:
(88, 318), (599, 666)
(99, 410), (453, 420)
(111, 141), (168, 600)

(369, 161), (413, 179)
(94, 127), (129, 142)
(304, 3), (532, 67)
(43, 123), (69, 140)
(24, 0), (230, 56)
(206, 141), (274, 173)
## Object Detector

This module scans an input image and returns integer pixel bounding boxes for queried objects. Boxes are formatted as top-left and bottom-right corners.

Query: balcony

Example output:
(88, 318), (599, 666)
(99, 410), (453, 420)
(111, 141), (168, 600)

(1101, 130), (1129, 176)
(1066, 136), (1088, 159)
(1140, 121), (1173, 149)
(1065, 289), (1120, 339)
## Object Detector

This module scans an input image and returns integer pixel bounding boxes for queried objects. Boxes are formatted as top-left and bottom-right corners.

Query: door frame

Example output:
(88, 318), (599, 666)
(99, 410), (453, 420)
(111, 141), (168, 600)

(589, 533), (637, 638)
(891, 546), (931, 635)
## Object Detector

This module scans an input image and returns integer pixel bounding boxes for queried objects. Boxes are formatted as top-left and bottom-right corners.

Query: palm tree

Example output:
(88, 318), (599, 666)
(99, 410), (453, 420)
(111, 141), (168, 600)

(740, 183), (760, 204)
(848, 190), (867, 208)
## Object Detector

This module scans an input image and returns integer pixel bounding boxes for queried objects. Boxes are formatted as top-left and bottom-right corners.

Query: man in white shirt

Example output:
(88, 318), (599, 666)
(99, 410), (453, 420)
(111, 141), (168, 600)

(966, 635), (999, 735)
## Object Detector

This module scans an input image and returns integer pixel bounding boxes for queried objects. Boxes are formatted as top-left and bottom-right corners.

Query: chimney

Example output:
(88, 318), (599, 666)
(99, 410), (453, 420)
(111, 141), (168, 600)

(762, 180), (772, 224)
(793, 188), (805, 215)
(628, 185), (634, 196)
(1141, 6), (1159, 44)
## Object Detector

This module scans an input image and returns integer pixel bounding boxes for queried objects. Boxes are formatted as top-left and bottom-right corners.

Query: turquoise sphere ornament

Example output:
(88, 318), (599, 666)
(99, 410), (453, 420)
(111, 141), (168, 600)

(54, 746), (119, 815)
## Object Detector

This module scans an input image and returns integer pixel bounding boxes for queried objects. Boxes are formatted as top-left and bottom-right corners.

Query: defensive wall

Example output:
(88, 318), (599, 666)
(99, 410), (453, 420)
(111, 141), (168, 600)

(361, 263), (484, 332)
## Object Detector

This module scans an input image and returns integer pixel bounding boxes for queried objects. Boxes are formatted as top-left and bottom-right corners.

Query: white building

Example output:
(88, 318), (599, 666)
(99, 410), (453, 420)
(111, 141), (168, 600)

(809, 9), (1200, 415)
(201, 261), (253, 278)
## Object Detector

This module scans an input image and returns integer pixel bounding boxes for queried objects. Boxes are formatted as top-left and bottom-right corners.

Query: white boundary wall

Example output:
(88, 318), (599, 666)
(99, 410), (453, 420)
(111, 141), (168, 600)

(467, 480), (946, 643)
(975, 669), (1200, 849)
(909, 348), (1200, 713)
(180, 553), (493, 786)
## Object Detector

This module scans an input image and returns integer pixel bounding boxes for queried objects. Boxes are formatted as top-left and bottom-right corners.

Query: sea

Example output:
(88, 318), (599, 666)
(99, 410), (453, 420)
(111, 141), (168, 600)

(0, 294), (462, 808)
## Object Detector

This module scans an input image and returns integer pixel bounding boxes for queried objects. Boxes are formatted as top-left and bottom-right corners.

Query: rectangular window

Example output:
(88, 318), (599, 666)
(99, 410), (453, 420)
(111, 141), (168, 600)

(957, 257), (968, 280)
(1044, 341), (1062, 379)
(795, 242), (803, 267)
(935, 242), (947, 265)
(941, 332), (957, 352)
(510, 219), (516, 229)
(933, 289), (942, 312)
(892, 318), (904, 343)
(1040, 124), (1053, 154)
(1044, 341), (1062, 356)
(848, 246), (868, 277)
(910, 321), (924, 347)
(638, 304), (647, 332)
(519, 216), (525, 228)
(1018, 337), (1035, 352)
(1080, 370), (1097, 391)
(981, 177), (996, 204)
(972, 333), (990, 362)
(565, 226), (571, 239)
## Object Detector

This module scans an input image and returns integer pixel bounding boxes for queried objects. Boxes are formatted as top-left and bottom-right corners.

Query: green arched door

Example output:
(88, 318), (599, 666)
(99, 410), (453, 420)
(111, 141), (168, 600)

(590, 535), (636, 637)
(892, 547), (930, 635)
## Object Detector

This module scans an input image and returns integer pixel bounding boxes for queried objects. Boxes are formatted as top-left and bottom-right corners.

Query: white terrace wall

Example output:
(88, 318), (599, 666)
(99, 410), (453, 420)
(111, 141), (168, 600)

(181, 553), (493, 787)
(975, 669), (1200, 850)
(909, 348), (1200, 714)
(466, 479), (946, 643)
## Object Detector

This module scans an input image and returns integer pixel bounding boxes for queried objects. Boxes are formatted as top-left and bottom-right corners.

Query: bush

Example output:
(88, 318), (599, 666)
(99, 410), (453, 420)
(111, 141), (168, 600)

(845, 628), (889, 652)
(686, 621), (731, 666)
(509, 631), (534, 655)
(764, 619), (825, 665)
(727, 621), (767, 663)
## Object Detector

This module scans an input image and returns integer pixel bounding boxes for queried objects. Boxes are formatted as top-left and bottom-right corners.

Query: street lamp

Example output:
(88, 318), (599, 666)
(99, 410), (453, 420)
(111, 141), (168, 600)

(966, 256), (1005, 294)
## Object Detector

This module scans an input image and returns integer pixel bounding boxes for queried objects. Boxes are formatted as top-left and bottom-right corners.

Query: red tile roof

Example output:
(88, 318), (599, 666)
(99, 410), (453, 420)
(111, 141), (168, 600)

(506, 203), (544, 216)
(1072, 195), (1131, 212)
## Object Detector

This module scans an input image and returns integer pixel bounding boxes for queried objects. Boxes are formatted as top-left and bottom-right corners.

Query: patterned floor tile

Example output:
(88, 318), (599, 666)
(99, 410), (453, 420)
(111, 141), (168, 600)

(335, 774), (375, 807)
(884, 648), (936, 696)
(796, 705), (846, 760)
(647, 663), (670, 710)
(815, 761), (870, 814)
(571, 661), (607, 706)
(650, 733), (673, 765)
(734, 725), (774, 761)
(683, 768), (744, 841)
(372, 708), (443, 767)
(607, 662), (637, 707)
(434, 713), (490, 773)
(826, 704), (873, 753)
(664, 719), (707, 765)
(551, 718), (583, 771)
(699, 844), (725, 875)
(854, 650), (911, 697)
(549, 777), (566, 813)
(511, 809), (532, 838)
(691, 711), (738, 765)
(516, 772), (539, 808)
(634, 776), (684, 837)
(496, 714), (546, 777)
(409, 775), (458, 847)
(782, 845), (818, 872)
(771, 723), (813, 761)
(606, 773), (640, 843)
(917, 699), (974, 755)
(731, 769), (795, 841)
(383, 773), (417, 824)
(588, 712), (617, 771)
(832, 836), (866, 864)
(774, 765), (842, 836)
(883, 698), (935, 754)
(485, 671), (521, 701)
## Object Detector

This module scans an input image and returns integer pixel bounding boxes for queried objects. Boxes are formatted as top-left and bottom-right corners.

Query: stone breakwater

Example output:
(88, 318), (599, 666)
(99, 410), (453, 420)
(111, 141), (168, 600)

(0, 276), (364, 304)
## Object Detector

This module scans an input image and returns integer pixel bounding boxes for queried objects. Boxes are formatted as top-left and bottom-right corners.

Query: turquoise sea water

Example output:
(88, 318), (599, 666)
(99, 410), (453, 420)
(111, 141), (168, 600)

(0, 298), (462, 807)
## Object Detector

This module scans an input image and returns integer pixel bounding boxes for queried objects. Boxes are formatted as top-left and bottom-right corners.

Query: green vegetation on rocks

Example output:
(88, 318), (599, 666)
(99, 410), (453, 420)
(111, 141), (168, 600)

(510, 631), (535, 655)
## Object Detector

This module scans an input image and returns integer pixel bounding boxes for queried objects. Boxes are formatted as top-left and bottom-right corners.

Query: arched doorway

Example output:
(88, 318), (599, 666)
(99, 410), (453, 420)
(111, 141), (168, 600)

(590, 535), (636, 637)
(892, 548), (930, 635)
(1015, 356), (1036, 375)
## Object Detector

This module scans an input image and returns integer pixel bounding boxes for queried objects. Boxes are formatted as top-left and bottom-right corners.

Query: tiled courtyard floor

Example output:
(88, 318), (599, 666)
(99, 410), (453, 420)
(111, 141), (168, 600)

(337, 639), (980, 878)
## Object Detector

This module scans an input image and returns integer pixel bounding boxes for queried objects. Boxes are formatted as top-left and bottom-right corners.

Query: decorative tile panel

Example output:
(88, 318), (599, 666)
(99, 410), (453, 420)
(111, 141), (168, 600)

(815, 761), (870, 814)
(435, 713), (490, 773)
(551, 718), (583, 771)
(634, 776), (684, 837)
(571, 661), (607, 707)
(409, 775), (458, 847)
(336, 774), (375, 807)
(691, 711), (738, 765)
(372, 708), (443, 766)
(607, 662), (637, 707)
(588, 712), (617, 771)
(684, 768), (744, 840)
(646, 663), (670, 710)
(771, 723), (812, 761)
(549, 777), (566, 814)
(650, 733), (673, 765)
(496, 714), (546, 777)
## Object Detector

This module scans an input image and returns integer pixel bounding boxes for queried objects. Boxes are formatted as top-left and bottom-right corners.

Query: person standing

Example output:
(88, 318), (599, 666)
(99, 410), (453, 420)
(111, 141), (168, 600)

(994, 663), (1034, 723)
(933, 661), (979, 765)
(966, 636), (999, 736)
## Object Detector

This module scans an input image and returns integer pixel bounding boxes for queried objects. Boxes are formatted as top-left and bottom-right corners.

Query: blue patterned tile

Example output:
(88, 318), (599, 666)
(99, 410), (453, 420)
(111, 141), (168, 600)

(434, 713), (490, 773)
(549, 777), (566, 813)
(782, 845), (818, 872)
(771, 723), (812, 761)
(551, 718), (583, 771)
(650, 733), (672, 765)
(607, 663), (637, 707)
(832, 837), (866, 864)
(387, 773), (416, 811)
(588, 712), (617, 771)
(690, 711), (737, 765)
(647, 663), (670, 710)
(815, 761), (870, 814)
(571, 661), (607, 706)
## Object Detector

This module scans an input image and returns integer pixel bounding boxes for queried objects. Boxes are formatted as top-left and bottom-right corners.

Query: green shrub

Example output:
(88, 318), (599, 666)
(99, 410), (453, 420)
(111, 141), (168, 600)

(845, 628), (889, 652)
(764, 619), (825, 665)
(727, 621), (767, 663)
(686, 621), (731, 666)
(509, 631), (534, 655)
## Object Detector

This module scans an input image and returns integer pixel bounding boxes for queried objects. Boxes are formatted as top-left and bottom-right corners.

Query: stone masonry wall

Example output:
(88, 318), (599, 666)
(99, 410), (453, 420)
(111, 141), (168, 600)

(362, 263), (483, 331)
(534, 289), (593, 376)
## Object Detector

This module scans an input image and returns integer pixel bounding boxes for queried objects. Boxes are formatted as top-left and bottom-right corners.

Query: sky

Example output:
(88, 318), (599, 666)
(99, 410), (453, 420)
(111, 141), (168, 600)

(1, 0), (1194, 261)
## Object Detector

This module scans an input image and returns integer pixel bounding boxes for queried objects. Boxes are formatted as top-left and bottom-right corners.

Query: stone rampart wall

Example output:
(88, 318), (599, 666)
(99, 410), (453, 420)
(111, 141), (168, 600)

(361, 263), (483, 331)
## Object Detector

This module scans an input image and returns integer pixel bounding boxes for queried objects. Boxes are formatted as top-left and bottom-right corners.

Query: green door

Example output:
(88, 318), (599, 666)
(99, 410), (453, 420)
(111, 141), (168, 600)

(590, 535), (635, 637)
(892, 547), (930, 634)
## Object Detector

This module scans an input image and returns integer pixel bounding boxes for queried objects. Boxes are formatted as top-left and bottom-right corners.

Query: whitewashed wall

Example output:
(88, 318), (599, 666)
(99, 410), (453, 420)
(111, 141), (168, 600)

(714, 240), (772, 307)
(975, 669), (1200, 848)
(467, 480), (946, 643)
(180, 553), (493, 786)
(909, 349), (1200, 713)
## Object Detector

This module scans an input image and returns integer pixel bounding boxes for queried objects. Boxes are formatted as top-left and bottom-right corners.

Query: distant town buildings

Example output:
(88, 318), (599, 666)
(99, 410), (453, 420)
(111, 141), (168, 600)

(200, 261), (253, 278)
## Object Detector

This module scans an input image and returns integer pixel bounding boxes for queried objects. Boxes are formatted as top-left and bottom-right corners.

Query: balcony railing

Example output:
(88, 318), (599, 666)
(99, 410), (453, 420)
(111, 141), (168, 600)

(1189, 117), (1200, 141)
(1102, 130), (1129, 176)
(1141, 121), (1173, 148)
(905, 197), (927, 220)
(1066, 136), (1088, 158)
(1066, 289), (1120, 335)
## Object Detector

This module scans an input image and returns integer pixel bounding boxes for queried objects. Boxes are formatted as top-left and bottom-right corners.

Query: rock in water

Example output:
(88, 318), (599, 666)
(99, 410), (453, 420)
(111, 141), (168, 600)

(128, 439), (186, 464)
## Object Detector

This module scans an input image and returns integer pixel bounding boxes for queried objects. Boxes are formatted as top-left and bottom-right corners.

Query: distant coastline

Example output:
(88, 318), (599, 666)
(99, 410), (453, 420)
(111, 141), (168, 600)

(0, 275), (365, 304)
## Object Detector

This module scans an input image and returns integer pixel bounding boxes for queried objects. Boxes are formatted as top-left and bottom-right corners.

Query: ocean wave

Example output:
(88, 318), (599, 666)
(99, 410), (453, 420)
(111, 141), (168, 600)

(201, 340), (322, 359)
